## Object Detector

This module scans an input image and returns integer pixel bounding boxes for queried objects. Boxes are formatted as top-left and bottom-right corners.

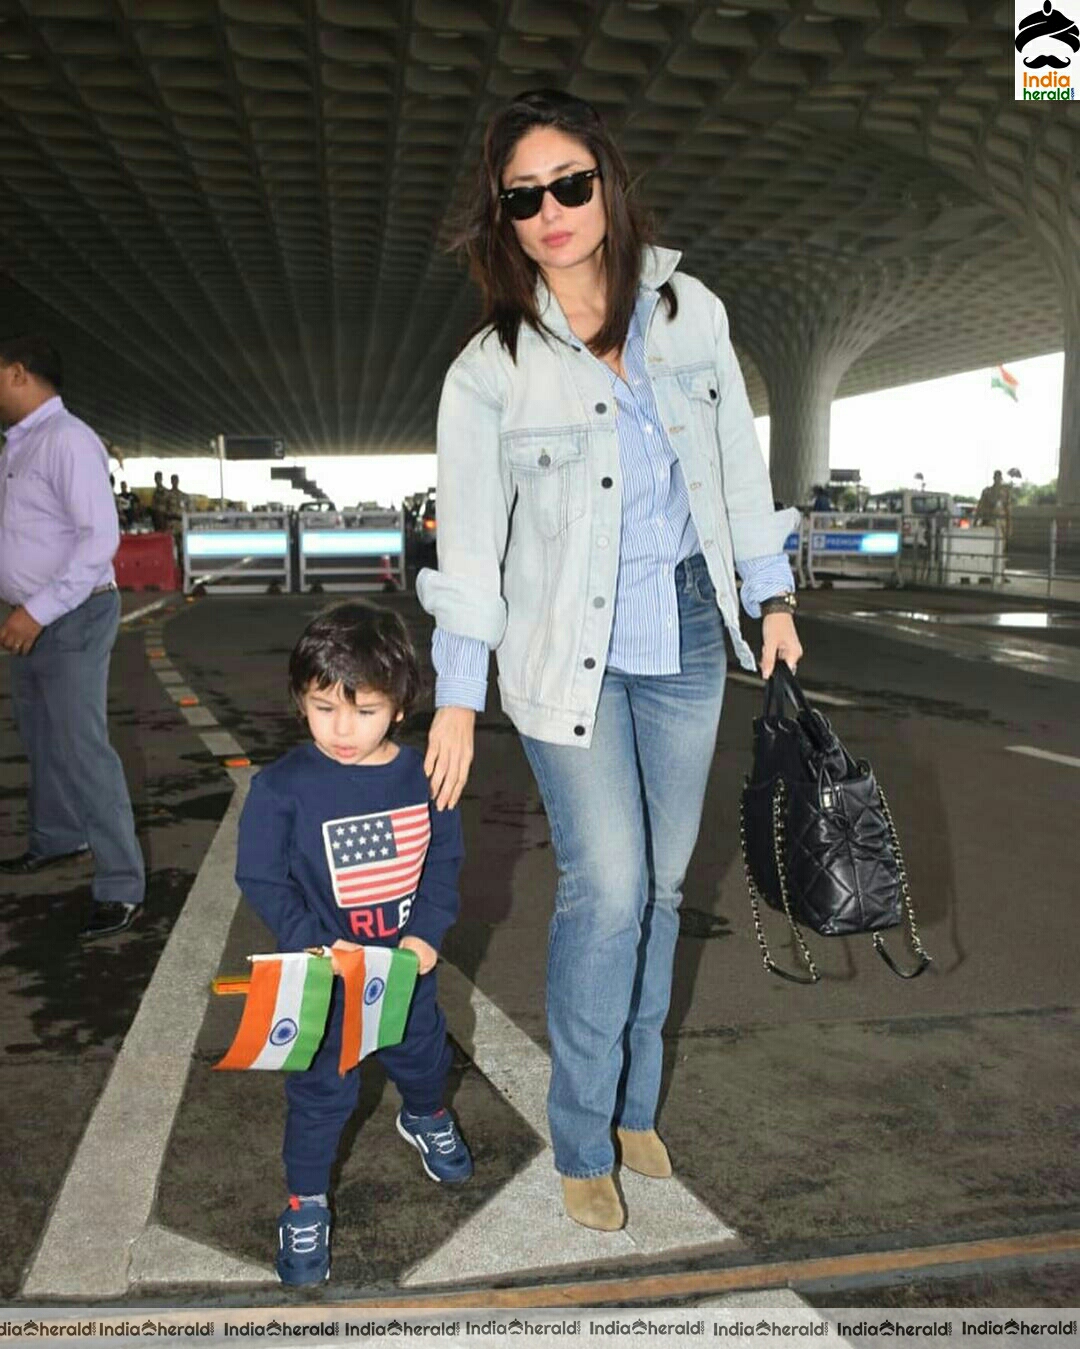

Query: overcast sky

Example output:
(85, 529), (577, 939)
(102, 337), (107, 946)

(115, 351), (1065, 510)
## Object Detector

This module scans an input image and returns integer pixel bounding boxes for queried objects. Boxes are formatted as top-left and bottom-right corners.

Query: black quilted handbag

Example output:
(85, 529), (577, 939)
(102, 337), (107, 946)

(740, 662), (931, 984)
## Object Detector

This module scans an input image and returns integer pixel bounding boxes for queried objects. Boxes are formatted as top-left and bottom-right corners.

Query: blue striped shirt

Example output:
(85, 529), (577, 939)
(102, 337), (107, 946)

(433, 297), (793, 710)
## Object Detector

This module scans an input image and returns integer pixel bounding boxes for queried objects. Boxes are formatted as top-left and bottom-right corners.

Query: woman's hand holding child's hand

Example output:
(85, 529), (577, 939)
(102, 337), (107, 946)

(425, 706), (475, 811)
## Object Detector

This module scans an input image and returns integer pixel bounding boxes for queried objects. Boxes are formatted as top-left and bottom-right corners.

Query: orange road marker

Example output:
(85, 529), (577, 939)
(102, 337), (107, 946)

(224, 756), (251, 768)
(179, 695), (199, 706)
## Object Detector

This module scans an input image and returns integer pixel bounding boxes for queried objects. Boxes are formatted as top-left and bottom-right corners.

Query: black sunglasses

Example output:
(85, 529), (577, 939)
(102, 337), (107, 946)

(498, 168), (601, 221)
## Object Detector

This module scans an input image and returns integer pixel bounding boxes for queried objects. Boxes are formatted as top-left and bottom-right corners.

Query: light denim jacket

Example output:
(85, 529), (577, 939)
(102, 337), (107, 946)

(417, 246), (800, 748)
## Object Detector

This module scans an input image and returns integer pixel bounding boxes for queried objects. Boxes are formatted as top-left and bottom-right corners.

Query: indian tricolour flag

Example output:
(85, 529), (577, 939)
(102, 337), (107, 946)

(991, 365), (1019, 402)
(336, 946), (419, 1075)
(215, 953), (333, 1071)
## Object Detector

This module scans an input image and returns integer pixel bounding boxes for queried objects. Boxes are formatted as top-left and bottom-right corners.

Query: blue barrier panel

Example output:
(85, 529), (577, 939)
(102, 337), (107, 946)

(297, 509), (407, 591)
(784, 531), (801, 552)
(183, 512), (293, 593)
(186, 531), (288, 558)
(300, 529), (404, 558)
(812, 531), (900, 555)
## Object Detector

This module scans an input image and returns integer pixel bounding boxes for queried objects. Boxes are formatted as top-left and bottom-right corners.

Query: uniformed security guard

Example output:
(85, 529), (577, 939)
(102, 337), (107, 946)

(975, 469), (1011, 536)
(150, 470), (168, 533)
(164, 473), (187, 549)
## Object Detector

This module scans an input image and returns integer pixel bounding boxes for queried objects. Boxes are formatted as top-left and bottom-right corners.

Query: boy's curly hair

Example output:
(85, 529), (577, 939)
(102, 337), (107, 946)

(288, 602), (421, 730)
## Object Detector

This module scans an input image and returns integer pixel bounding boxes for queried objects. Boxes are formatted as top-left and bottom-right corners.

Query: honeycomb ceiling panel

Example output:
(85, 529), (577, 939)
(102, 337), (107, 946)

(0, 0), (1076, 454)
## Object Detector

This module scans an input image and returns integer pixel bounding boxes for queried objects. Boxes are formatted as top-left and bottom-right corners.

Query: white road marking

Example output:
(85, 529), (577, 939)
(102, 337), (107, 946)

(22, 769), (262, 1298)
(120, 597), (176, 626)
(726, 671), (854, 707)
(180, 705), (219, 727)
(199, 730), (245, 758)
(404, 963), (737, 1286)
(129, 1224), (268, 1287)
(1006, 745), (1080, 770)
(25, 616), (768, 1296)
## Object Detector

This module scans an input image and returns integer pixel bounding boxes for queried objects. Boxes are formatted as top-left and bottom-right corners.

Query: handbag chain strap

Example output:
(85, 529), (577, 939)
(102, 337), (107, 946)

(740, 779), (820, 984)
(872, 787), (933, 979)
(741, 780), (932, 983)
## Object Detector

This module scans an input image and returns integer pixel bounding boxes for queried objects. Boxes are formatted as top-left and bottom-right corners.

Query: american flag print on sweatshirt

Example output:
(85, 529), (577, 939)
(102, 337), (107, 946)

(322, 803), (431, 912)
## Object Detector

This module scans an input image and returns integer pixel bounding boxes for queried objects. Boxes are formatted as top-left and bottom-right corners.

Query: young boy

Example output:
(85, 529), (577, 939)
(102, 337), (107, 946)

(235, 602), (472, 1286)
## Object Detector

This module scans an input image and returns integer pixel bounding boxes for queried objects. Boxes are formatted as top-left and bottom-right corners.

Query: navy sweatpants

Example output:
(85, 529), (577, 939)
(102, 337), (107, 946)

(283, 964), (452, 1195)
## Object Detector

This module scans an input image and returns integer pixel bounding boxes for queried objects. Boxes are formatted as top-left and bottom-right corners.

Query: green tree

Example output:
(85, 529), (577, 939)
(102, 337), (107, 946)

(1012, 478), (1057, 506)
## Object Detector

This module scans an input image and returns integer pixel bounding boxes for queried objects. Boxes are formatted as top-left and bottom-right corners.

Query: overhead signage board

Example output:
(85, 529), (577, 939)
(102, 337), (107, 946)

(223, 436), (286, 460)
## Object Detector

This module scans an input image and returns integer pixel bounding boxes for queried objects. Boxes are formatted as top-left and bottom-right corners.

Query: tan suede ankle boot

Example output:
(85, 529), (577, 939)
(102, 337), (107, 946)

(616, 1127), (672, 1179)
(560, 1174), (625, 1231)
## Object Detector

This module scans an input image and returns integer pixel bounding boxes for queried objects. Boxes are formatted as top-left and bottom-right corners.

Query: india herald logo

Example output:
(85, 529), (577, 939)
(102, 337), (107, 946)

(1015, 0), (1079, 97)
(1016, 1), (1079, 66)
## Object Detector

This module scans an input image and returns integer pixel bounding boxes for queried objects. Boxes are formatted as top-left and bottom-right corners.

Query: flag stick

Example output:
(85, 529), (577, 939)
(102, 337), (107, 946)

(211, 975), (251, 995)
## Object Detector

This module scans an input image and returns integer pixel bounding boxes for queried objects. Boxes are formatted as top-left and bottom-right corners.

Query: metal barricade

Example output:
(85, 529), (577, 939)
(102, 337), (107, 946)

(932, 522), (1004, 587)
(297, 508), (406, 593)
(806, 512), (902, 588)
(183, 511), (291, 595)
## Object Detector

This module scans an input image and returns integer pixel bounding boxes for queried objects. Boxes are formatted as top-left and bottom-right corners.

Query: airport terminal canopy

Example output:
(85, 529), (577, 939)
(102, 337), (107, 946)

(0, 0), (1078, 503)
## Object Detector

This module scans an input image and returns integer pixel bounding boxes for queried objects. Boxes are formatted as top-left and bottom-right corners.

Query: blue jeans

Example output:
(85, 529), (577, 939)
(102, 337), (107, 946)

(10, 589), (144, 907)
(520, 554), (727, 1177)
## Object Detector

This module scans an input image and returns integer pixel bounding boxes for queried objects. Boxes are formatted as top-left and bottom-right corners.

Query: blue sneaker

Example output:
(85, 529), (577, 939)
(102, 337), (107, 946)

(396, 1107), (474, 1184)
(276, 1196), (331, 1285)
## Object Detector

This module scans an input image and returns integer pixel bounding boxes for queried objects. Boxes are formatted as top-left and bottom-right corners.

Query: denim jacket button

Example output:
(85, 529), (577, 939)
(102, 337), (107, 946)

(594, 402), (607, 414)
(592, 596), (605, 608)
(583, 658), (596, 669)
(538, 452), (551, 467)
(601, 476), (613, 488)
(573, 724), (586, 736)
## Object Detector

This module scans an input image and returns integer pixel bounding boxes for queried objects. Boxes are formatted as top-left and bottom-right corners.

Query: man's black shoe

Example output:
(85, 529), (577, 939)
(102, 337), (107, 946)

(80, 901), (139, 939)
(0, 847), (91, 875)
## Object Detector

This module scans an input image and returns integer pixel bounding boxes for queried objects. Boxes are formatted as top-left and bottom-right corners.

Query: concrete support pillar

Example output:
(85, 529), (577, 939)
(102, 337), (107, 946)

(730, 258), (922, 508)
(756, 350), (844, 509)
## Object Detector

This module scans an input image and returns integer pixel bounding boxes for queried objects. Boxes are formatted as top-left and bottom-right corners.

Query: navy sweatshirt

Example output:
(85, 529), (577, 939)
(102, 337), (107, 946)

(235, 742), (463, 953)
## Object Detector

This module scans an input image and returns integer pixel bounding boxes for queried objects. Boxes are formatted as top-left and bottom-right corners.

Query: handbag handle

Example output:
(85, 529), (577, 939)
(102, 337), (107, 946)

(761, 660), (806, 719)
(762, 663), (834, 755)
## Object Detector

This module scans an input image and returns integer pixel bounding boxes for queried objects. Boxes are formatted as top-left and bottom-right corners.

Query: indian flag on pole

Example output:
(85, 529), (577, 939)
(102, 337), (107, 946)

(336, 946), (419, 1075)
(215, 952), (333, 1071)
(991, 365), (1019, 402)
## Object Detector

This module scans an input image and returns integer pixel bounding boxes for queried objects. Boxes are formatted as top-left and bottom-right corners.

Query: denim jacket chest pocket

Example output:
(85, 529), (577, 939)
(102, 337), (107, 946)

(677, 367), (720, 427)
(673, 366), (723, 479)
(501, 429), (588, 541)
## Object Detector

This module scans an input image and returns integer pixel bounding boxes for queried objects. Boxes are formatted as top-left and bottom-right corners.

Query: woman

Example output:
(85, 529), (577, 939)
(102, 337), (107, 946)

(418, 90), (803, 1231)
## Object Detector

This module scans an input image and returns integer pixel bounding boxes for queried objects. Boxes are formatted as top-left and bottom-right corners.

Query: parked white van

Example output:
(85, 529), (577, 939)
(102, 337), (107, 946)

(864, 490), (955, 545)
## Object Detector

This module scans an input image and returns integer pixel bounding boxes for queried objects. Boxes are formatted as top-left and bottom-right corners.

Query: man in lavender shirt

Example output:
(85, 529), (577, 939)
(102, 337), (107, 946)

(0, 336), (144, 938)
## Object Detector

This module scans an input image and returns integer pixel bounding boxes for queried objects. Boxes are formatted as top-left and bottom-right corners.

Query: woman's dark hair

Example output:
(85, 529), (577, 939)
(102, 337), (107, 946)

(0, 334), (64, 391)
(453, 88), (676, 361)
(289, 602), (421, 730)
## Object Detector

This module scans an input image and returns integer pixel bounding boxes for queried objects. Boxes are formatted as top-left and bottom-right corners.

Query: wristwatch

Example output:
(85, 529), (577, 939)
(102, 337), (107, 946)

(760, 591), (798, 617)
